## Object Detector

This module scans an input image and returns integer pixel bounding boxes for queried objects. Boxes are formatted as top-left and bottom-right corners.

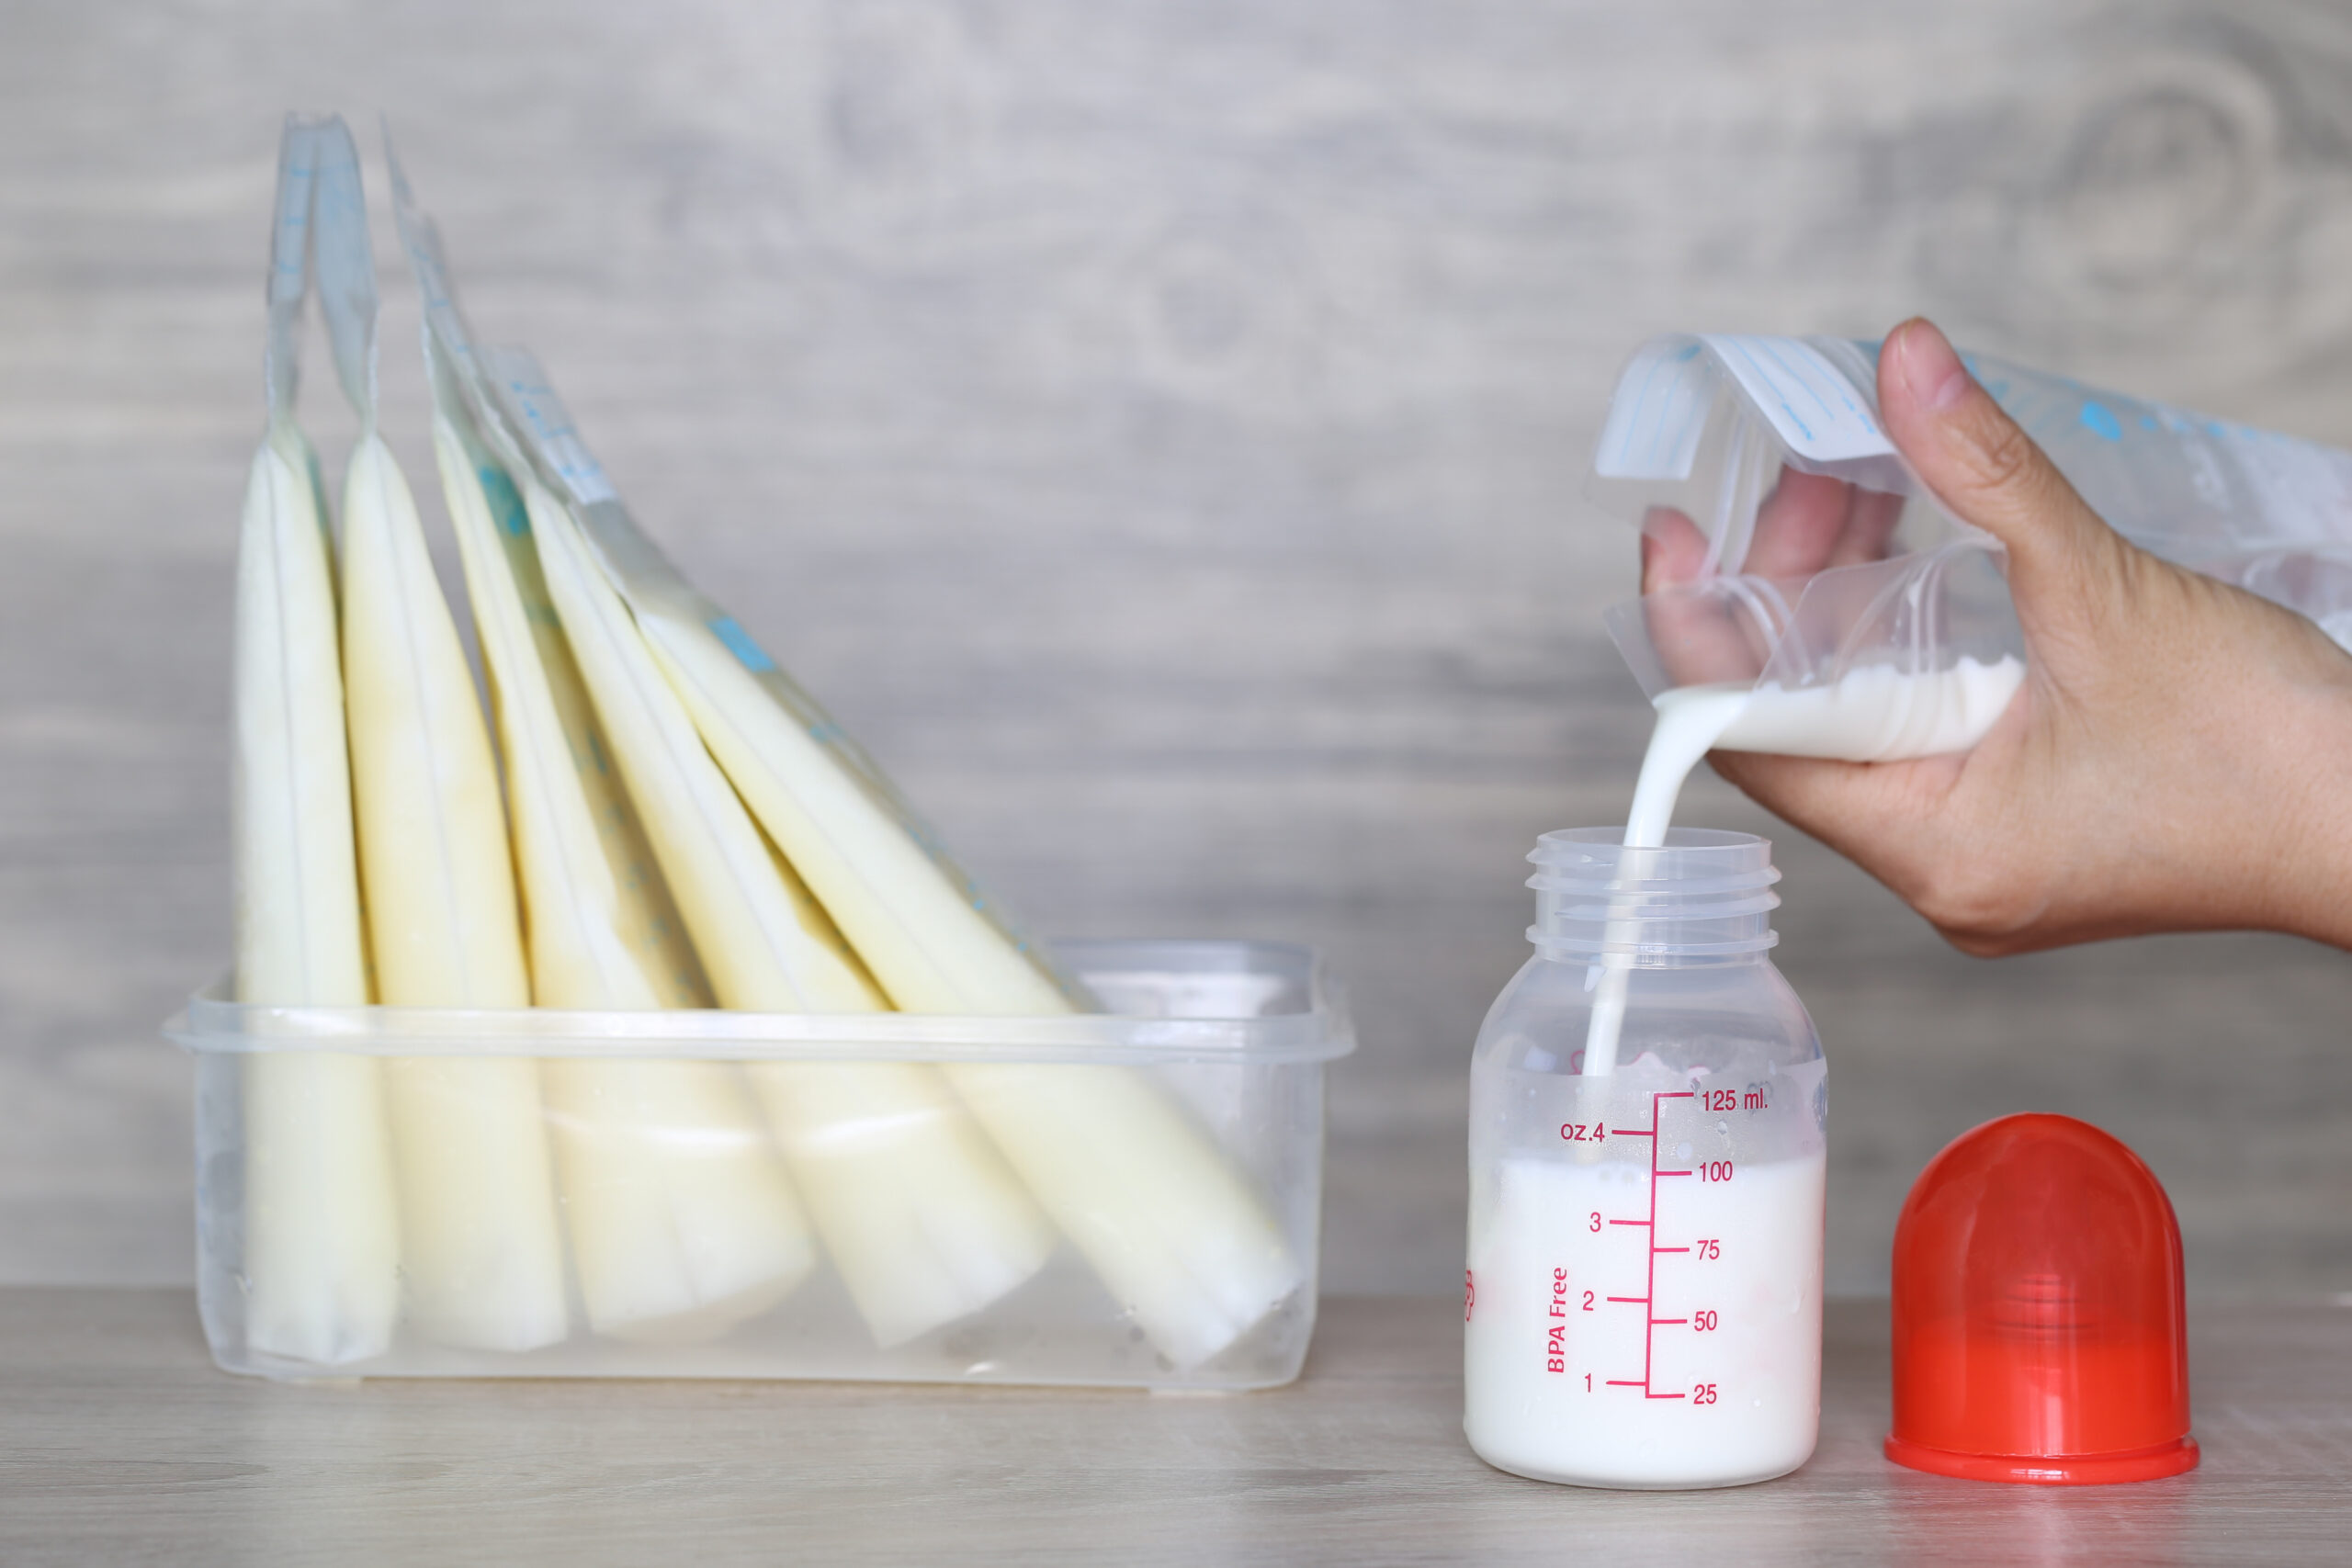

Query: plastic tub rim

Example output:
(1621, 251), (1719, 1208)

(164, 938), (1358, 1066)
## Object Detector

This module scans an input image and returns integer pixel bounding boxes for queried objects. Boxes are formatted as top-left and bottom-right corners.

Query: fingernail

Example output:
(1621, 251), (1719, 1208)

(1896, 321), (1973, 412)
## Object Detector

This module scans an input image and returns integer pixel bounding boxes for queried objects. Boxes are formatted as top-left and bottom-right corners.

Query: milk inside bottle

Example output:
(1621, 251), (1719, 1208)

(1464, 829), (1826, 1489)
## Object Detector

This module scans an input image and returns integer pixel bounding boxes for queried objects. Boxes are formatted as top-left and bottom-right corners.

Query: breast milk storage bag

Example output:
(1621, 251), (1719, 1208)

(1464, 829), (1826, 1490)
(185, 118), (1354, 1391)
(1594, 333), (2352, 762)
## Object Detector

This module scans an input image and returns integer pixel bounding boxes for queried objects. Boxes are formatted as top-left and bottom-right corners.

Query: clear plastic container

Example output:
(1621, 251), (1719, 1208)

(1464, 829), (1826, 1489)
(168, 939), (1352, 1388)
(1589, 333), (2352, 762)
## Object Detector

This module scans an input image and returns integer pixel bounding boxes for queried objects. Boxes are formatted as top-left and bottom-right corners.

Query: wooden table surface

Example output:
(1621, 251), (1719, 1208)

(2, 1290), (2344, 1565)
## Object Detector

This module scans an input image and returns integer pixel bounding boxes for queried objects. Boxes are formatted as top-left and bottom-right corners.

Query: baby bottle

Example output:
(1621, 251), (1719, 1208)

(1464, 828), (1826, 1489)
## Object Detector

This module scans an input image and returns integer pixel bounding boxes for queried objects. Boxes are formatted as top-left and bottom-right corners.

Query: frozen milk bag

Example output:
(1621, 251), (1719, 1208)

(384, 153), (1050, 1346)
(313, 124), (569, 1351)
(232, 115), (400, 1365)
(409, 263), (816, 1338)
(487, 353), (1303, 1371)
(526, 479), (1054, 1346)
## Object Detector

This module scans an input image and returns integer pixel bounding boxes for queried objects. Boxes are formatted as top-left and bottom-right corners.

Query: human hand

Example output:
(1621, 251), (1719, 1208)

(1640, 318), (2352, 955)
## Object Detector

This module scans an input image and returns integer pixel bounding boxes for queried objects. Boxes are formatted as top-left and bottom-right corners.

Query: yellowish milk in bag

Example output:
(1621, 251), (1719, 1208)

(526, 480), (1054, 1347)
(641, 606), (1303, 1368)
(649, 611), (1307, 1363)
(382, 153), (1019, 1345)
(314, 131), (568, 1351)
(341, 433), (570, 1350)
(429, 387), (815, 1341)
(484, 347), (1300, 1367)
(233, 116), (401, 1367)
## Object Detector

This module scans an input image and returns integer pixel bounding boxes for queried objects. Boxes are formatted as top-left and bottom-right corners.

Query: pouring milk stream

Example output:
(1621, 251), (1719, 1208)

(1580, 654), (2024, 1077)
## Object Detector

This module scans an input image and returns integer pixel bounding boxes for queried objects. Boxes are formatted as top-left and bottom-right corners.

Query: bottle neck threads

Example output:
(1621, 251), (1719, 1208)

(1527, 828), (1781, 963)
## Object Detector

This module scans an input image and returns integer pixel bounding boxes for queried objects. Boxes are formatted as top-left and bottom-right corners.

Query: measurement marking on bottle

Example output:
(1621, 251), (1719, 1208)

(1599, 1089), (1702, 1399)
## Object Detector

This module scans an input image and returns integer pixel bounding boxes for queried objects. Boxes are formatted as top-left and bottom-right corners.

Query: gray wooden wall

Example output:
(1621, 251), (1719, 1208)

(4, 0), (2349, 1299)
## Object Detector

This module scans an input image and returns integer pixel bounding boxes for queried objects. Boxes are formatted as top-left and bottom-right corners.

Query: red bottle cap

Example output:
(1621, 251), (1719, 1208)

(1885, 1113), (2197, 1484)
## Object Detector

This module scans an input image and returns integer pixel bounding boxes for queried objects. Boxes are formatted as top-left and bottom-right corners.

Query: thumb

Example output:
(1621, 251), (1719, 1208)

(1879, 318), (2122, 606)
